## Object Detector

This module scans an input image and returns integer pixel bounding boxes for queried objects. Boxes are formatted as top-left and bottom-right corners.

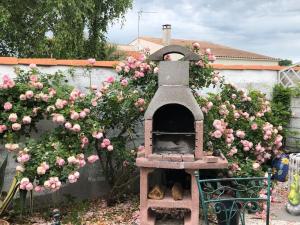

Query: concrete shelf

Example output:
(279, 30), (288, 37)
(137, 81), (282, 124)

(136, 156), (228, 169)
(147, 191), (192, 209)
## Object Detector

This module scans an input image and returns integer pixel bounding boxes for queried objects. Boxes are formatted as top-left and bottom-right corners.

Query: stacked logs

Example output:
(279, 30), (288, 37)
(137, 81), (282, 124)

(148, 183), (184, 201)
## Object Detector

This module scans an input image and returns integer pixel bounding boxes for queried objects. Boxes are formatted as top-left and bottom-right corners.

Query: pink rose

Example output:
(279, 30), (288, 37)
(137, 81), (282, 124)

(207, 102), (213, 110)
(91, 100), (97, 107)
(100, 142), (106, 148)
(116, 65), (122, 72)
(84, 108), (90, 114)
(88, 58), (96, 65)
(74, 171), (80, 179)
(19, 94), (26, 100)
(106, 76), (115, 84)
(121, 79), (128, 86)
(138, 145), (145, 152)
(234, 112), (240, 119)
(138, 98), (145, 105)
(252, 162), (260, 171)
(72, 124), (81, 132)
(192, 42), (200, 50)
(37, 166), (46, 175)
(12, 123), (21, 131)
(124, 66), (130, 73)
(251, 123), (258, 130)
(67, 156), (77, 164)
(205, 48), (211, 54)
(17, 154), (30, 163)
(208, 54), (216, 62)
(34, 186), (43, 192)
(29, 63), (37, 69)
(68, 175), (76, 183)
(212, 130), (222, 138)
(92, 131), (103, 139)
(103, 138), (110, 146)
(87, 155), (99, 163)
(79, 111), (86, 119)
(236, 130), (245, 139)
(25, 90), (34, 99)
(5, 143), (18, 151)
(56, 157), (65, 167)
(54, 114), (65, 124)
(30, 75), (38, 82)
(154, 67), (159, 74)
(22, 116), (32, 124)
(8, 113), (18, 122)
(81, 136), (89, 145)
(25, 183), (34, 191)
(0, 126), (9, 134)
(64, 122), (72, 129)
(16, 165), (25, 172)
(213, 120), (222, 129)
(70, 111), (80, 120)
(107, 145), (114, 151)
(55, 99), (65, 109)
(4, 102), (12, 111)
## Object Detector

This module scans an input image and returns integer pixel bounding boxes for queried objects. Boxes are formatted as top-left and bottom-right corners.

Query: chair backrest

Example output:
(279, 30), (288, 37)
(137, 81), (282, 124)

(195, 169), (272, 225)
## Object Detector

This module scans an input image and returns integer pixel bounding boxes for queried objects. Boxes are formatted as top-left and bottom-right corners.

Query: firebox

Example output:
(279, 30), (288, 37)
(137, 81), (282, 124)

(136, 45), (228, 225)
(153, 103), (195, 154)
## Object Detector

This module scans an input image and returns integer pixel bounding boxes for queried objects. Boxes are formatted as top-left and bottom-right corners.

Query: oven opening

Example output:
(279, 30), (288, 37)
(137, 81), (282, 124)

(153, 104), (195, 154)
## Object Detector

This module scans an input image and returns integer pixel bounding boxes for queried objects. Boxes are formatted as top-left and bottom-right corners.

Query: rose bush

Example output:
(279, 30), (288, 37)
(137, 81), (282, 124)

(0, 66), (108, 192)
(196, 83), (283, 176)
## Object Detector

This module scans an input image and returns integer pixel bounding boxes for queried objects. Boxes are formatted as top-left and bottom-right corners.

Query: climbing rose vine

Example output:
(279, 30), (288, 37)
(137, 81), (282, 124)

(0, 67), (111, 192)
(196, 83), (283, 176)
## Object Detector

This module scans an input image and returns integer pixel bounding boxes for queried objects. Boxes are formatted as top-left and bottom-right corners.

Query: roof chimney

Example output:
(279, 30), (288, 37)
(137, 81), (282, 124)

(162, 24), (171, 46)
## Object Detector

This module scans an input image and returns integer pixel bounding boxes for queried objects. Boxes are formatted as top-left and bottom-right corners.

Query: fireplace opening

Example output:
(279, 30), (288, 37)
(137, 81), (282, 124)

(148, 169), (191, 201)
(152, 104), (195, 154)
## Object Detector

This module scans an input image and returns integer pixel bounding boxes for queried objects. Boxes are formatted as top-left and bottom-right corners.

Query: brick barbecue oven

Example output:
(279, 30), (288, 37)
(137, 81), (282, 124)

(136, 45), (228, 225)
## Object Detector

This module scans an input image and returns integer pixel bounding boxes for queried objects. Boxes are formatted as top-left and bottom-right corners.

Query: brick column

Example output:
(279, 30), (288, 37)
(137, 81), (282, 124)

(144, 119), (153, 157)
(140, 168), (154, 225)
(195, 120), (203, 159)
(186, 169), (199, 225)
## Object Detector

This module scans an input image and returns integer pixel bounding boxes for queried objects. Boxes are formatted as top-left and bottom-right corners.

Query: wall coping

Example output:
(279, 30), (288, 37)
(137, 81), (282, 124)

(0, 57), (297, 71)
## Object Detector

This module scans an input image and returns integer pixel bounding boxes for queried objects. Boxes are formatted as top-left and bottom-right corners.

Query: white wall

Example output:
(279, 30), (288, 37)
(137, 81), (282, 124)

(0, 64), (279, 97)
(220, 69), (278, 98)
(0, 65), (116, 91)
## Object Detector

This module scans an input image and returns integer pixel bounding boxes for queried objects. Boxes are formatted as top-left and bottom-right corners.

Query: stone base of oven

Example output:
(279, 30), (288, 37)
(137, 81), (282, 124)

(136, 155), (228, 169)
(139, 168), (200, 225)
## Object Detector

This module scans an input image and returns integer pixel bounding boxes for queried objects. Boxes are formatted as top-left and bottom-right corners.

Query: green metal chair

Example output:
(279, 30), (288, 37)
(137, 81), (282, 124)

(195, 169), (272, 225)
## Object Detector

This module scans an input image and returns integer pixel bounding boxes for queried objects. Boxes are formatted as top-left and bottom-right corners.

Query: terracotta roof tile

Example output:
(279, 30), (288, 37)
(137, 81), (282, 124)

(0, 57), (118, 68)
(0, 57), (290, 71)
(124, 51), (142, 59)
(0, 57), (18, 65)
(18, 58), (57, 65)
(139, 37), (279, 61)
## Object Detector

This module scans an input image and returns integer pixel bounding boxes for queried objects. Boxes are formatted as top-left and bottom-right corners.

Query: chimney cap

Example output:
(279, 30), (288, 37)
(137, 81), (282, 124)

(162, 24), (171, 29)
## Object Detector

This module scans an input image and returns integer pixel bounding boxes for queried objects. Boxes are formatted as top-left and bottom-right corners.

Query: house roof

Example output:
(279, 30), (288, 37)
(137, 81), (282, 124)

(138, 37), (279, 61)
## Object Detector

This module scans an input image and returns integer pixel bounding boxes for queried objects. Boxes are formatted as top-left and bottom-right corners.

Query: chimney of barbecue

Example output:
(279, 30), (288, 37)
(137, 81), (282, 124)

(162, 24), (171, 46)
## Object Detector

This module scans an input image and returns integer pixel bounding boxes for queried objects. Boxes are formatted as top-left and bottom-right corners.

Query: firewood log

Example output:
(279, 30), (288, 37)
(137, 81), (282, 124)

(148, 185), (165, 200)
(172, 183), (183, 200)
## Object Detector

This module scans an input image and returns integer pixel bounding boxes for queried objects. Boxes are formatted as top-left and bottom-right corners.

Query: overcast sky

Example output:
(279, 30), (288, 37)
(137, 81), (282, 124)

(107, 0), (300, 62)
